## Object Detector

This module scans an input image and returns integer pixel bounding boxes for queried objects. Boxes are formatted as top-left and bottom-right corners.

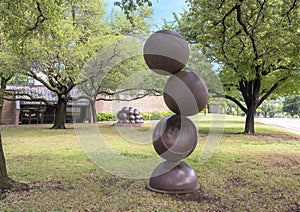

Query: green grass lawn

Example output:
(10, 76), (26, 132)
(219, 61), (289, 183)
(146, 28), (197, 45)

(0, 115), (299, 211)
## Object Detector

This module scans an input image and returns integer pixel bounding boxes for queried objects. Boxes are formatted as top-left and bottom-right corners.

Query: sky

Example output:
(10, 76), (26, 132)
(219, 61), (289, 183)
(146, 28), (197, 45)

(150, 0), (188, 29)
(105, 0), (188, 30)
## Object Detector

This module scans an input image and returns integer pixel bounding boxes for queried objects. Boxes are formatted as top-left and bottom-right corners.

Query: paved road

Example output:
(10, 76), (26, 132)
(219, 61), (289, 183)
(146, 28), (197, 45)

(257, 118), (300, 135)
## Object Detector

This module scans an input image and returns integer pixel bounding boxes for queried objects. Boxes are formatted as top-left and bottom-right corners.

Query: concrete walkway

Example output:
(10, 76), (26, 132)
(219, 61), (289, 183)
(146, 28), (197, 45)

(257, 118), (300, 135)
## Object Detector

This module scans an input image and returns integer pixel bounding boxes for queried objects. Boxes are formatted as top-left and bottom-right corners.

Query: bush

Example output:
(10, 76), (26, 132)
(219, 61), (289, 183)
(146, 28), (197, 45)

(149, 111), (164, 120)
(162, 110), (174, 117)
(141, 111), (174, 120)
(141, 112), (152, 121)
(293, 114), (299, 118)
(97, 112), (118, 121)
(97, 111), (174, 122)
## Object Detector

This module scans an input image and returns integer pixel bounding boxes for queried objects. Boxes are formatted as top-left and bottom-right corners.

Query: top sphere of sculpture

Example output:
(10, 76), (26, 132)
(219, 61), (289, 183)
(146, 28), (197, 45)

(143, 30), (189, 75)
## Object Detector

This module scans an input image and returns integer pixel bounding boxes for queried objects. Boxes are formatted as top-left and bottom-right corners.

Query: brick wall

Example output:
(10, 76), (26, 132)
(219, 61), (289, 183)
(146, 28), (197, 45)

(95, 95), (169, 113)
(1, 95), (169, 125)
(2, 99), (17, 125)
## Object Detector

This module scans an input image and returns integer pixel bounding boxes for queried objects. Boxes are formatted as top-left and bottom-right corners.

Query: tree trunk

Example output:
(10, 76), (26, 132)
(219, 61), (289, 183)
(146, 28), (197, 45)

(244, 105), (256, 134)
(0, 134), (10, 189)
(51, 97), (67, 129)
(0, 133), (28, 191)
(239, 77), (261, 134)
(0, 78), (8, 125)
(90, 99), (97, 123)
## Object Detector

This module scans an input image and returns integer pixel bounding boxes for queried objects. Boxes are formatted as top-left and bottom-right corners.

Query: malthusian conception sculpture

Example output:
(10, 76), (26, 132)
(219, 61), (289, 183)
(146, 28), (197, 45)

(143, 30), (208, 194)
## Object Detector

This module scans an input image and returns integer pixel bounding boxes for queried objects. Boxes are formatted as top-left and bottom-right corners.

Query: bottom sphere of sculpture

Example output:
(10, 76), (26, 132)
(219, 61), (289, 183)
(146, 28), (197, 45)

(147, 161), (200, 194)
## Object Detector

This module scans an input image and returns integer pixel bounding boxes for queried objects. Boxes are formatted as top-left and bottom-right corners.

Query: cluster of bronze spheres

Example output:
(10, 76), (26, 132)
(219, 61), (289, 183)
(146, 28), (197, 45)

(116, 107), (144, 124)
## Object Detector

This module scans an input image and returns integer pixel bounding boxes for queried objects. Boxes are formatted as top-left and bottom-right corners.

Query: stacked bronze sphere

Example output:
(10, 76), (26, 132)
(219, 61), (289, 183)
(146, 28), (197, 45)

(144, 30), (208, 193)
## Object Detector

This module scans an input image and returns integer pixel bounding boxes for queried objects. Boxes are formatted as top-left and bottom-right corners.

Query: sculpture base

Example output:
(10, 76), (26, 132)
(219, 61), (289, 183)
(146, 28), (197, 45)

(147, 161), (200, 194)
(146, 183), (200, 194)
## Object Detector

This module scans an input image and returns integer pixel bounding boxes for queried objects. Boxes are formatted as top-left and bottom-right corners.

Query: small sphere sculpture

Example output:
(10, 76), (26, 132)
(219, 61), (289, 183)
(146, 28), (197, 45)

(144, 30), (208, 194)
(115, 107), (144, 125)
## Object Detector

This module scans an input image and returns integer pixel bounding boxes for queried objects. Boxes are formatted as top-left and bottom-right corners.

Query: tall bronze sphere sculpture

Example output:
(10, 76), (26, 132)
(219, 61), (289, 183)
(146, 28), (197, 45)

(143, 30), (189, 75)
(144, 30), (208, 194)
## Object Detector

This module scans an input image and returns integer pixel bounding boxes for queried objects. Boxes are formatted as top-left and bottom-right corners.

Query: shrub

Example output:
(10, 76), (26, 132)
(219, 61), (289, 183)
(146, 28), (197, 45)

(97, 112), (118, 121)
(163, 110), (174, 117)
(149, 111), (164, 120)
(141, 112), (152, 121)
(293, 114), (299, 118)
(97, 111), (174, 122)
(141, 111), (174, 120)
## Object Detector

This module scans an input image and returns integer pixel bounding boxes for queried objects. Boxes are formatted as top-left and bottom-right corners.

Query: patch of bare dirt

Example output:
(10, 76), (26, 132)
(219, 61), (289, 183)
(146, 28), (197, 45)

(248, 133), (300, 142)
(225, 177), (247, 187)
(0, 179), (71, 200)
(262, 153), (300, 168)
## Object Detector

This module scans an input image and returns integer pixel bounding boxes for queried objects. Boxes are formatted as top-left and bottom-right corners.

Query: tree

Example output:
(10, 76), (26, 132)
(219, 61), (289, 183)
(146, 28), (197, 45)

(0, 75), (10, 125)
(0, 133), (28, 191)
(1, 0), (117, 129)
(174, 0), (300, 134)
(0, 71), (18, 190)
(79, 37), (143, 123)
(78, 6), (155, 123)
(114, 0), (153, 23)
(0, 27), (26, 125)
(185, 45), (226, 112)
(0, 9), (31, 191)
(108, 4), (153, 35)
(8, 74), (28, 84)
(0, 133), (10, 190)
(1, 0), (155, 128)
(107, 0), (300, 134)
(80, 38), (163, 123)
(283, 95), (300, 117)
(257, 99), (282, 118)
(29, 0), (113, 129)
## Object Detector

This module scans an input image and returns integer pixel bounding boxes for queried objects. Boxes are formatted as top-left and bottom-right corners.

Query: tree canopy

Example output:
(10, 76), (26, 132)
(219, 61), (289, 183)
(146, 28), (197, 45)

(176, 0), (300, 133)
(0, 24), (28, 124)
(283, 95), (300, 117)
(1, 0), (154, 128)
(115, 0), (300, 134)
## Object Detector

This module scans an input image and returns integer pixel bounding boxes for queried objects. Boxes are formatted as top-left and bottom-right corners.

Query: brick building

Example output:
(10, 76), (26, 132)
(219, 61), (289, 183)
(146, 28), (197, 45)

(95, 95), (168, 113)
(1, 85), (91, 125)
(1, 91), (19, 125)
(1, 85), (169, 125)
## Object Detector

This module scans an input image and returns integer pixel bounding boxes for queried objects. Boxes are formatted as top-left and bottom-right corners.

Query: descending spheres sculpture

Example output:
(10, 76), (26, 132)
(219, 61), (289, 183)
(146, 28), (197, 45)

(143, 30), (208, 193)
